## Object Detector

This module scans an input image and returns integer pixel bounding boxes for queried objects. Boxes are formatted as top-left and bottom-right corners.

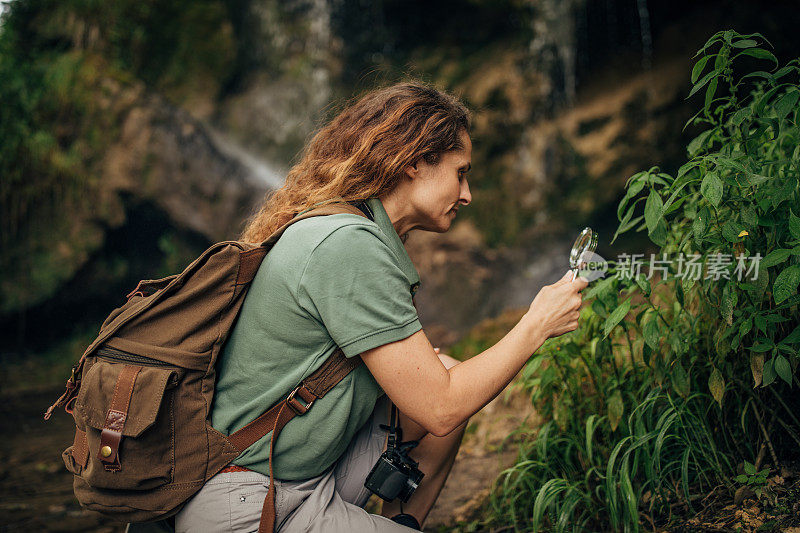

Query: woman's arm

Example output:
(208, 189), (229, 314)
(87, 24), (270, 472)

(360, 271), (588, 436)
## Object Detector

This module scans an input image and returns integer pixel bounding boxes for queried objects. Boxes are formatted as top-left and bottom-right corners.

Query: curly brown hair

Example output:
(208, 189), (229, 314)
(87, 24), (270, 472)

(240, 82), (471, 242)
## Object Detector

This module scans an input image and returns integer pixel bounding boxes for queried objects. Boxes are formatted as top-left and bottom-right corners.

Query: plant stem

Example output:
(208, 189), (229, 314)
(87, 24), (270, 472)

(751, 406), (780, 470)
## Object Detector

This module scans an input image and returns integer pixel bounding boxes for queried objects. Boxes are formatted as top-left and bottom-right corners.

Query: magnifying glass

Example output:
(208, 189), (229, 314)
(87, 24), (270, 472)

(569, 227), (598, 281)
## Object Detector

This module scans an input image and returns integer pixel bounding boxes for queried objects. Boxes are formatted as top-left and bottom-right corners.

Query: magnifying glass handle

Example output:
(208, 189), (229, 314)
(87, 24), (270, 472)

(570, 268), (578, 282)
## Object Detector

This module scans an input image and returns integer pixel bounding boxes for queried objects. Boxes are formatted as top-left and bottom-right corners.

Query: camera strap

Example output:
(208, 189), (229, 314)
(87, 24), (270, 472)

(381, 402), (421, 456)
(383, 402), (401, 449)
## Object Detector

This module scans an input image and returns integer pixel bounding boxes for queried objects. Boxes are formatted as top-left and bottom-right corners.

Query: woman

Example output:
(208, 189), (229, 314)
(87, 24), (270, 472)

(176, 82), (588, 532)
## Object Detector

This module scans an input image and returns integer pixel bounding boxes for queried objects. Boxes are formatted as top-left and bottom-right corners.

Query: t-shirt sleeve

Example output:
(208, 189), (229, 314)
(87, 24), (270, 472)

(297, 223), (422, 357)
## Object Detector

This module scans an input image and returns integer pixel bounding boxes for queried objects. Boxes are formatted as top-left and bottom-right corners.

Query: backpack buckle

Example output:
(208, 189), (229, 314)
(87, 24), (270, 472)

(286, 386), (314, 415)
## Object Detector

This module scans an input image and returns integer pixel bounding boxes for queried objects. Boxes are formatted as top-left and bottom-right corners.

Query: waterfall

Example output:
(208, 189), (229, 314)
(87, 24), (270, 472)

(636, 0), (653, 70)
(206, 126), (285, 189)
(528, 0), (583, 110)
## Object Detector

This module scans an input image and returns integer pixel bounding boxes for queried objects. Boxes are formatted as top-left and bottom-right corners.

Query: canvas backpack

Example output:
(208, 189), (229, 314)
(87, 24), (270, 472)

(45, 202), (369, 532)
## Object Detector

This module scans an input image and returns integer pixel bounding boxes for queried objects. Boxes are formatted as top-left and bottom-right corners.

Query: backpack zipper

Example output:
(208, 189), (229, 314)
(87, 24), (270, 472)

(96, 347), (173, 368)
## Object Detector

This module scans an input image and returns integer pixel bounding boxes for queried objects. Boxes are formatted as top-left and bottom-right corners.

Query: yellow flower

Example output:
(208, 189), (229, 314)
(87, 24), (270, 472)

(738, 230), (749, 237)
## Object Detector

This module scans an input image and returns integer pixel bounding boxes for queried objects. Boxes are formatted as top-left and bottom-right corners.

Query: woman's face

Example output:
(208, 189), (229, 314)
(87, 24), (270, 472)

(404, 130), (472, 233)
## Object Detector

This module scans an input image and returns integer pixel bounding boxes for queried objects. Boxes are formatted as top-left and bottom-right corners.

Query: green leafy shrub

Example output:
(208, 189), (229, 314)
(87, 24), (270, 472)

(490, 30), (800, 532)
(0, 0), (234, 314)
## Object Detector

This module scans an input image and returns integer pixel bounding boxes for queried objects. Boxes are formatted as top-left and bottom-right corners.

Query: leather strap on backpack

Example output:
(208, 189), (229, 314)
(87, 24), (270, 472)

(99, 365), (142, 471)
(226, 348), (360, 533)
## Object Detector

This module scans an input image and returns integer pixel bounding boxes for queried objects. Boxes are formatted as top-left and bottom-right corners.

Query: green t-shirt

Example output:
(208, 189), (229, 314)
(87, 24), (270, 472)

(211, 197), (422, 480)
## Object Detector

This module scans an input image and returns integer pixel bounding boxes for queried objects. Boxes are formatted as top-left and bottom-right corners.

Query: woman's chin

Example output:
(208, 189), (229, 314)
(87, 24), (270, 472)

(436, 217), (454, 233)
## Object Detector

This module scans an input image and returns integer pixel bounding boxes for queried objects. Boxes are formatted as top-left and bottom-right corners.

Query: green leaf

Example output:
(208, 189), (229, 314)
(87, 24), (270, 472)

(691, 55), (712, 83)
(687, 129), (714, 155)
(731, 39), (757, 48)
(608, 389), (624, 432)
(613, 214), (644, 244)
(617, 182), (646, 220)
(773, 265), (800, 305)
(677, 160), (701, 179)
(722, 220), (747, 243)
(734, 48), (779, 67)
(762, 357), (777, 387)
(750, 339), (774, 352)
(635, 274), (651, 296)
(701, 172), (723, 208)
(741, 205), (758, 226)
(775, 355), (793, 386)
(755, 85), (783, 116)
(739, 318), (753, 338)
(735, 474), (749, 483)
(754, 265), (769, 301)
(731, 107), (753, 126)
(697, 31), (724, 55)
(693, 208), (708, 244)
(775, 90), (800, 121)
(773, 65), (798, 80)
(781, 324), (800, 345)
(773, 178), (797, 209)
(754, 313), (767, 333)
(709, 368), (725, 407)
(676, 279), (685, 307)
(672, 361), (690, 398)
(644, 189), (664, 233)
(737, 32), (770, 44)
(715, 156), (747, 172)
(744, 461), (757, 476)
(743, 173), (770, 187)
(790, 210), (800, 240)
(649, 218), (668, 247)
(762, 249), (792, 268)
(715, 326), (731, 358)
(585, 275), (615, 300)
(705, 77), (718, 109)
(721, 283), (737, 325)
(751, 353), (764, 387)
(643, 314), (660, 351)
(603, 298), (631, 338)
(740, 70), (775, 83)
(688, 69), (718, 98)
(522, 356), (544, 381)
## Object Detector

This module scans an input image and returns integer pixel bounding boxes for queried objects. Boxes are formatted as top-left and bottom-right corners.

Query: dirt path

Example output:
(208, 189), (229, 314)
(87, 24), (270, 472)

(0, 388), (121, 532)
(424, 386), (537, 531)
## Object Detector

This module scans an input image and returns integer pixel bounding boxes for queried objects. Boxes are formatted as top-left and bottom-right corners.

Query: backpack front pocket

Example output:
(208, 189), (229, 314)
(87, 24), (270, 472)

(65, 354), (180, 490)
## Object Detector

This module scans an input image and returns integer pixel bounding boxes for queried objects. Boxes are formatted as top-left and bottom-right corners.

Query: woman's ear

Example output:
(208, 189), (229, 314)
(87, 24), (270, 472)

(403, 161), (419, 180)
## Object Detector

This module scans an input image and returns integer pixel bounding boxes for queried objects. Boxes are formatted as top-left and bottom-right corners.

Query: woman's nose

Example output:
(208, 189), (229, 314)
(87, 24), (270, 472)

(460, 178), (472, 206)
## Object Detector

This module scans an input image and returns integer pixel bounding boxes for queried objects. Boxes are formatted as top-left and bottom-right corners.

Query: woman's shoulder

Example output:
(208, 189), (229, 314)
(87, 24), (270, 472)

(285, 213), (386, 249)
(271, 213), (389, 264)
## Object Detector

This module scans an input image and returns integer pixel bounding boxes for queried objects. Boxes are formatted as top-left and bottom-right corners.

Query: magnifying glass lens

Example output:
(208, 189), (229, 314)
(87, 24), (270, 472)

(569, 227), (597, 280)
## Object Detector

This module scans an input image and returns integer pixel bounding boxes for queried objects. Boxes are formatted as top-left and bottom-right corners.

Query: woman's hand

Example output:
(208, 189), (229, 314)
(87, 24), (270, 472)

(522, 270), (588, 340)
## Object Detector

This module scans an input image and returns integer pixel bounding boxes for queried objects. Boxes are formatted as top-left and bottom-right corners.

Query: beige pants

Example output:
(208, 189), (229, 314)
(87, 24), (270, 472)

(129, 395), (415, 532)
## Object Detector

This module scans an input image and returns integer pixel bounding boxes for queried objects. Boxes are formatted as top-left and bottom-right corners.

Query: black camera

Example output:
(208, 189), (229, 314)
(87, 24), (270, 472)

(364, 403), (424, 503)
(364, 443), (424, 502)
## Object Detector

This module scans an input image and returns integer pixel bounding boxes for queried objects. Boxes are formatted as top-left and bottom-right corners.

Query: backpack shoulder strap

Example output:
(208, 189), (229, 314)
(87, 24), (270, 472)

(228, 202), (370, 532)
(226, 347), (361, 533)
(226, 348), (358, 451)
